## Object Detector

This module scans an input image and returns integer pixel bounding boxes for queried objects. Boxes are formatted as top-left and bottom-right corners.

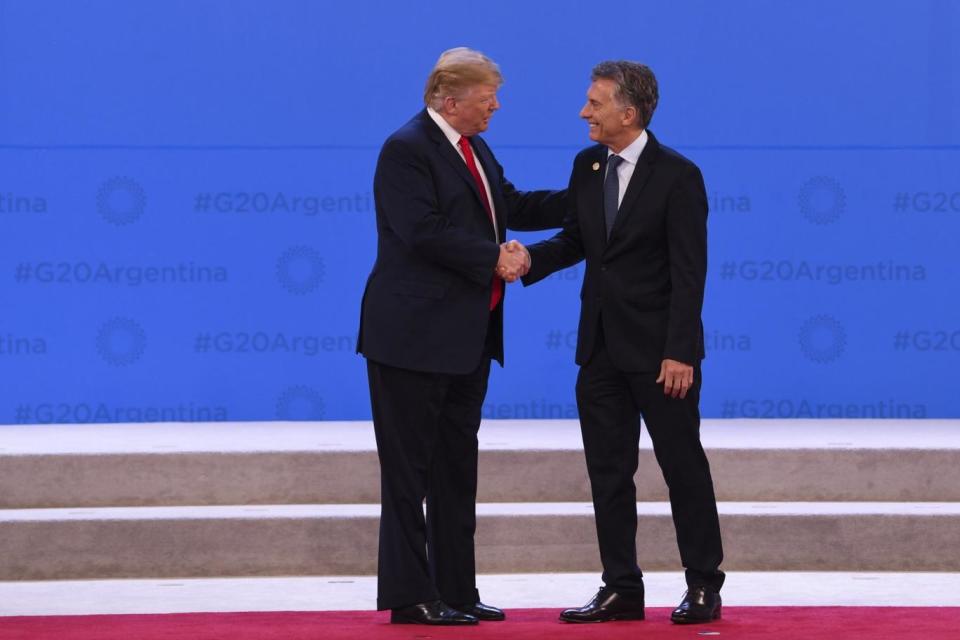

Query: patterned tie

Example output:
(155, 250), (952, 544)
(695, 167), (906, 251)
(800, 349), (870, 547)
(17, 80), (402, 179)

(458, 136), (502, 310)
(604, 154), (624, 238)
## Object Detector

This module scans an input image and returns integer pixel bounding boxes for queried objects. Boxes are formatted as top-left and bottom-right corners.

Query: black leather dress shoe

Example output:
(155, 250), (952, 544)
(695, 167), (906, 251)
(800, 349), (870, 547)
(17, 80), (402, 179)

(390, 600), (478, 625)
(671, 586), (722, 624)
(451, 601), (506, 621)
(559, 587), (645, 623)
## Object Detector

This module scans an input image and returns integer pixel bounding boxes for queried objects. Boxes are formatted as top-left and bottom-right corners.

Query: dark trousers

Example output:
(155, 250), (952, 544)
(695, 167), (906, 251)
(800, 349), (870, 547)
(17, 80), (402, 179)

(576, 331), (724, 593)
(366, 356), (491, 610)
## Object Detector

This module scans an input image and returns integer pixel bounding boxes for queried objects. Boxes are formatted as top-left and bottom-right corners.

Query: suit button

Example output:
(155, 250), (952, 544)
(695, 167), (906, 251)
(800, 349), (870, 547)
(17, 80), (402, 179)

(601, 265), (608, 272)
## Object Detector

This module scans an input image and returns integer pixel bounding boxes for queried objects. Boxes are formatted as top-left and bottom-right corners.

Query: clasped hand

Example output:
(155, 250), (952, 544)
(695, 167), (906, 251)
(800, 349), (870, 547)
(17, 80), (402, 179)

(496, 240), (531, 283)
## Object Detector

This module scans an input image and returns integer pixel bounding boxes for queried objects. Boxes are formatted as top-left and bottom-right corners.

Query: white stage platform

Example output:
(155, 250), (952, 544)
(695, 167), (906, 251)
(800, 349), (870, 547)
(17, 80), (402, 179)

(3, 572), (960, 617)
(2, 419), (958, 453)
(1, 419), (958, 616)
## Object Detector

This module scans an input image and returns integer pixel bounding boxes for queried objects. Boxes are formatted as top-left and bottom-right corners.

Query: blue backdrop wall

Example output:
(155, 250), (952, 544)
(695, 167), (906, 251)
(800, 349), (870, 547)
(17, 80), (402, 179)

(2, 0), (958, 424)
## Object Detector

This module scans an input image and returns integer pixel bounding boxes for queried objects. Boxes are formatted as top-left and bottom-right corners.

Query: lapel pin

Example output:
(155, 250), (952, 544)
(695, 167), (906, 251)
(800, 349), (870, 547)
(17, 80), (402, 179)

(592, 162), (600, 171)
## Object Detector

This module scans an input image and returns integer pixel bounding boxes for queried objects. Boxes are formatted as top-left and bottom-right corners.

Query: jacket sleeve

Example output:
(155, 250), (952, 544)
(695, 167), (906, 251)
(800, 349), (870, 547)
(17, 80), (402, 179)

(663, 164), (708, 365)
(473, 137), (567, 232)
(501, 178), (568, 232)
(373, 138), (499, 287)
(521, 161), (585, 285)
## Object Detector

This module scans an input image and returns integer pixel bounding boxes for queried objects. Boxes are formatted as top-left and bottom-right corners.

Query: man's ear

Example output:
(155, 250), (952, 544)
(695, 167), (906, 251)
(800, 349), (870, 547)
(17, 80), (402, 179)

(442, 95), (457, 114)
(622, 106), (639, 127)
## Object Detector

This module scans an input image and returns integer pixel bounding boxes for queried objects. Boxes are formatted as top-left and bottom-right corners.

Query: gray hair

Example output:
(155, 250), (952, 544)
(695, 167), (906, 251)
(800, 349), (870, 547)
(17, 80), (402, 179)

(591, 60), (659, 128)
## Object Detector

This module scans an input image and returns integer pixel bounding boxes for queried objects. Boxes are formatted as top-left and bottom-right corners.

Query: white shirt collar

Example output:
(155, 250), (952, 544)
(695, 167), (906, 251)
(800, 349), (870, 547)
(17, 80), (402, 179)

(427, 107), (464, 148)
(608, 129), (648, 165)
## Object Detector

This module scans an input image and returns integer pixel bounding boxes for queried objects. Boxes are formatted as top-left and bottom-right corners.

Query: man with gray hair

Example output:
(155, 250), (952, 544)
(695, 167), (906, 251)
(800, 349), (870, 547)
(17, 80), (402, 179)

(521, 60), (725, 624)
(357, 47), (564, 625)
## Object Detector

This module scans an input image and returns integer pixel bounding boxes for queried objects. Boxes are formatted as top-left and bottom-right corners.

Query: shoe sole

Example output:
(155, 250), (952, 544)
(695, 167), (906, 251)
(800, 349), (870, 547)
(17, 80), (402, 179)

(559, 612), (645, 624)
(451, 608), (505, 622)
(670, 606), (722, 624)
(390, 615), (478, 626)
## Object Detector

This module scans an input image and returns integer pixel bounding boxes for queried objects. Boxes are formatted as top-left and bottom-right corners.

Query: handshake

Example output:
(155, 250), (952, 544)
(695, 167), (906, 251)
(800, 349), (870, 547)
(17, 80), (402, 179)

(496, 240), (531, 283)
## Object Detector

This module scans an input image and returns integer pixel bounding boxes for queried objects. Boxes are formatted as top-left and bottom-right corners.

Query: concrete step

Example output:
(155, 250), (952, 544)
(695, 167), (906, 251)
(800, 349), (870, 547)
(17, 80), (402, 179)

(1, 420), (958, 506)
(5, 572), (960, 616)
(1, 502), (958, 580)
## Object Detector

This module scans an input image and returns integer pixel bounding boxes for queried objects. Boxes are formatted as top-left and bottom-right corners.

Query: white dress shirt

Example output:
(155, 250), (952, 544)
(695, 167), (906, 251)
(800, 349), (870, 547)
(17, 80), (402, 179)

(607, 129), (649, 207)
(427, 107), (498, 236)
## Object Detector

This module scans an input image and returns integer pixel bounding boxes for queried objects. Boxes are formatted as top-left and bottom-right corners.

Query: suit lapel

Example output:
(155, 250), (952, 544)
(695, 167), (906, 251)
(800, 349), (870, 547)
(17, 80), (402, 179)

(582, 146), (609, 249)
(608, 131), (659, 243)
(420, 111), (499, 239)
(436, 135), (487, 204)
(472, 138), (505, 241)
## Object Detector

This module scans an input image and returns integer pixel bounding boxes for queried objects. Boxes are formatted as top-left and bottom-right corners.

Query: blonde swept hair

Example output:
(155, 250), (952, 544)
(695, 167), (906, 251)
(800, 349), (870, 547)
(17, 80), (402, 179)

(423, 47), (503, 109)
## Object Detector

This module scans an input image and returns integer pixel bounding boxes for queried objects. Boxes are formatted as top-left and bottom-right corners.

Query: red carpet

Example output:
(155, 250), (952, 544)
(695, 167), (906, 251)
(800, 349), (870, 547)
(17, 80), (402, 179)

(2, 607), (959, 640)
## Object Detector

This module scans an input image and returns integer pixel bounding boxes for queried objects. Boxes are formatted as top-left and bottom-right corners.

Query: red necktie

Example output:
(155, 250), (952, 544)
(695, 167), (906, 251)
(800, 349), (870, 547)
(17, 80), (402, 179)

(458, 136), (503, 311)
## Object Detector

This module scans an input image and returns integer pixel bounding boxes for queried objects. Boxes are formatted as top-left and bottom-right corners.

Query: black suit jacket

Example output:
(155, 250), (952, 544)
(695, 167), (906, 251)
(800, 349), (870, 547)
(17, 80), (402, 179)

(358, 110), (565, 374)
(523, 131), (708, 371)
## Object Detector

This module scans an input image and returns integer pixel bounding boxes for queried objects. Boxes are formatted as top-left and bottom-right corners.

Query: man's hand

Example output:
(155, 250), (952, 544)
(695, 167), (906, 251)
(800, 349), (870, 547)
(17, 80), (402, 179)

(496, 240), (531, 283)
(656, 359), (695, 399)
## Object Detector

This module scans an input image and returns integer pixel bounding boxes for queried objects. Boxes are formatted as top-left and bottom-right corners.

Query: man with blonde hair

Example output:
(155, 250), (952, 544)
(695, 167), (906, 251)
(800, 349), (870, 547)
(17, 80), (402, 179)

(357, 47), (564, 625)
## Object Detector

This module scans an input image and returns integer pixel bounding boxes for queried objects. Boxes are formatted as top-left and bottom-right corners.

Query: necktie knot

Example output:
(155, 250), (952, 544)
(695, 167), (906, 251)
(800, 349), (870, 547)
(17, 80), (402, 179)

(608, 154), (624, 171)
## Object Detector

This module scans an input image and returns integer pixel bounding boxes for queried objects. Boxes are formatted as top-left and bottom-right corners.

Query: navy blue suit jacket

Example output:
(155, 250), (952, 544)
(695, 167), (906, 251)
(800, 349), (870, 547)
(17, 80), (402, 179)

(358, 110), (565, 374)
(522, 131), (708, 371)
